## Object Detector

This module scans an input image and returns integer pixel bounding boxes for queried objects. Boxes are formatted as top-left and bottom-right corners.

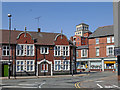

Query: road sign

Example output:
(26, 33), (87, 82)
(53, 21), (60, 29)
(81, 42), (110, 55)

(114, 47), (120, 56)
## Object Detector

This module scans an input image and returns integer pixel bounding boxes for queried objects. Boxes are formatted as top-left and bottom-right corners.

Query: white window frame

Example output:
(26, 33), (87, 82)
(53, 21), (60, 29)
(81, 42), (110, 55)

(54, 46), (61, 56)
(41, 64), (48, 72)
(63, 60), (70, 71)
(106, 45), (114, 56)
(16, 60), (25, 72)
(96, 48), (99, 56)
(54, 45), (69, 56)
(26, 60), (35, 72)
(40, 47), (49, 54)
(96, 38), (99, 44)
(16, 44), (25, 56)
(2, 45), (10, 56)
(62, 46), (69, 56)
(107, 37), (111, 43)
(54, 60), (61, 71)
(16, 44), (34, 56)
(81, 49), (87, 57)
(112, 36), (114, 43)
(26, 44), (34, 56)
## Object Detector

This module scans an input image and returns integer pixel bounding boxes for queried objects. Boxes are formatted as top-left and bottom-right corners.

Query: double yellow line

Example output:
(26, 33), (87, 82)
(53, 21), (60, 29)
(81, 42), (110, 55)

(74, 82), (81, 88)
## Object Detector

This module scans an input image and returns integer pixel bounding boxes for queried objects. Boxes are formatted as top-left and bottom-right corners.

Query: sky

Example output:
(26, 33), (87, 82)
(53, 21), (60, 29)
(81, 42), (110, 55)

(2, 2), (113, 38)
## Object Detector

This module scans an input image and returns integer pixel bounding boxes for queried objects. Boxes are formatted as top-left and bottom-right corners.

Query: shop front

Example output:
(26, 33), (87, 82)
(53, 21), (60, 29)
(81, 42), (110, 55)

(90, 61), (102, 71)
(76, 61), (88, 72)
(104, 61), (116, 71)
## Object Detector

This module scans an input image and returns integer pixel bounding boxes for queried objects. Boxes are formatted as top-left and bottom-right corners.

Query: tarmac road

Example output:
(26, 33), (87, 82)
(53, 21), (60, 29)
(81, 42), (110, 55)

(1, 71), (118, 88)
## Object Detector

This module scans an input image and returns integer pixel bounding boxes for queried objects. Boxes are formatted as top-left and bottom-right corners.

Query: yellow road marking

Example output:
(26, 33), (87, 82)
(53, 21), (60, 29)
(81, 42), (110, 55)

(74, 82), (81, 88)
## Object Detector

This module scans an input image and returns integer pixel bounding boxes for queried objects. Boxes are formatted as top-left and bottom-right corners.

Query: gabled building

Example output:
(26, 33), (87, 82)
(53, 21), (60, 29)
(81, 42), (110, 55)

(88, 25), (116, 71)
(0, 28), (76, 77)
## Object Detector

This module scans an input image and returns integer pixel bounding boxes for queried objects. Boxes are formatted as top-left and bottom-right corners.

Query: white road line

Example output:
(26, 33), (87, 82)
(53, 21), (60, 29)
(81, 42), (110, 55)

(95, 81), (104, 82)
(2, 86), (37, 88)
(39, 82), (46, 88)
(18, 84), (36, 86)
(97, 84), (103, 88)
(113, 85), (120, 88)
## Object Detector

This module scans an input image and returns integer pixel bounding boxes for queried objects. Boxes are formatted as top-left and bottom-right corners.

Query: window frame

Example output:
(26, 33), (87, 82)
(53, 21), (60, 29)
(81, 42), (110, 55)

(54, 45), (69, 56)
(54, 60), (61, 71)
(63, 60), (70, 71)
(26, 60), (35, 72)
(40, 47), (49, 54)
(81, 49), (87, 57)
(2, 45), (10, 56)
(106, 45), (114, 56)
(107, 37), (111, 43)
(96, 38), (99, 44)
(112, 36), (114, 43)
(16, 60), (25, 72)
(96, 48), (99, 56)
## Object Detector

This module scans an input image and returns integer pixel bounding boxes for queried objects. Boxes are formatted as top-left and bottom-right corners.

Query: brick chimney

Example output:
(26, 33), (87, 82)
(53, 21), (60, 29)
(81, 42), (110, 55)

(38, 28), (41, 32)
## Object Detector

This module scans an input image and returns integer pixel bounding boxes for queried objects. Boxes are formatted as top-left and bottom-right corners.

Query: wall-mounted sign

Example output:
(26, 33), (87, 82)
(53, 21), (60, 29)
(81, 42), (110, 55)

(114, 47), (120, 56)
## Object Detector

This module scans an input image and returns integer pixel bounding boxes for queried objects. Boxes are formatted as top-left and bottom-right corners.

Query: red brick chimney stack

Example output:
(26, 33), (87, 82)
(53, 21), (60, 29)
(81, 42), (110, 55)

(38, 28), (41, 32)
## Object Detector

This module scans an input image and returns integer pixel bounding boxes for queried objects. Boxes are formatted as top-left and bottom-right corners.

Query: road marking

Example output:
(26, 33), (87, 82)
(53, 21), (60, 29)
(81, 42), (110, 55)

(97, 84), (103, 88)
(2, 86), (37, 88)
(95, 81), (104, 82)
(39, 82), (46, 88)
(18, 84), (36, 86)
(74, 82), (81, 88)
(113, 85), (120, 88)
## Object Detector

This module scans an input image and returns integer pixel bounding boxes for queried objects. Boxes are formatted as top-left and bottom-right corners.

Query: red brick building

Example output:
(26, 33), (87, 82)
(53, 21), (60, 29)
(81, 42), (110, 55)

(0, 28), (76, 77)
(71, 23), (92, 71)
(71, 23), (117, 72)
(88, 25), (116, 71)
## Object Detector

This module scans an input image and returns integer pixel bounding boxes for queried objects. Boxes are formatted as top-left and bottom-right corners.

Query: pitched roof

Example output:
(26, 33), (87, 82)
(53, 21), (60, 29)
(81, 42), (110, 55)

(89, 25), (114, 38)
(1, 29), (60, 45)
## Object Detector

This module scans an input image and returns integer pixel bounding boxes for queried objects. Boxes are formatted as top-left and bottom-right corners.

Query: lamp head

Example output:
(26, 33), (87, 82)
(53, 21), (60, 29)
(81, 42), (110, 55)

(8, 14), (12, 17)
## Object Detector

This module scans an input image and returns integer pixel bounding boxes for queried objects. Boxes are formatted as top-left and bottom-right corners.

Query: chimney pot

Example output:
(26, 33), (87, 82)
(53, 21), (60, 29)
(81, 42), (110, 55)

(38, 28), (41, 32)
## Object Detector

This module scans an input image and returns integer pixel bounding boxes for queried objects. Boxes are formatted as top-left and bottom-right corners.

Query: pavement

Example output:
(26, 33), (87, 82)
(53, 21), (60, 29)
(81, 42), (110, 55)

(1, 73), (87, 80)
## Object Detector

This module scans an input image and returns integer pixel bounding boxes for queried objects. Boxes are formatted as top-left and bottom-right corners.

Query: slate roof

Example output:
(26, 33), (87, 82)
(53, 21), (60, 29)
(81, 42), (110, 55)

(0, 29), (60, 45)
(89, 25), (114, 38)
(77, 45), (88, 50)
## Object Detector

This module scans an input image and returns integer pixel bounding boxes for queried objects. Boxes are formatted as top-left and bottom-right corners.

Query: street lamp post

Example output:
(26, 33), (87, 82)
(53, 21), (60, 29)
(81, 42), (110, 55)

(43, 53), (46, 76)
(8, 14), (12, 79)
